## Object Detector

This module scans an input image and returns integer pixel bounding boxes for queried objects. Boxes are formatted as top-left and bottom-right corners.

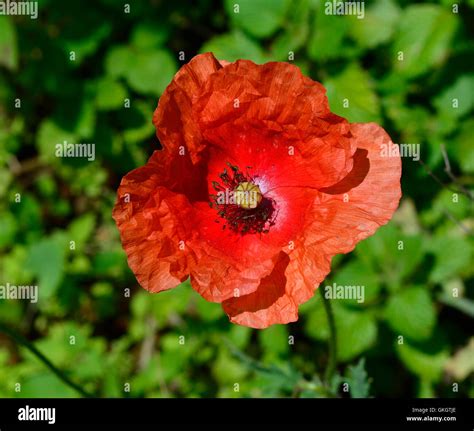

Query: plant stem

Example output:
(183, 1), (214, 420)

(320, 288), (337, 384)
(0, 322), (94, 398)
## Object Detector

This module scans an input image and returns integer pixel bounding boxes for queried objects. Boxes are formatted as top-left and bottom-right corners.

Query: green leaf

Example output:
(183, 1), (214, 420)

(131, 23), (169, 49)
(35, 173), (57, 198)
(95, 78), (128, 110)
(384, 101), (433, 145)
(130, 291), (151, 320)
(105, 45), (134, 78)
(385, 287), (436, 341)
(120, 101), (155, 144)
(330, 258), (381, 306)
(36, 120), (77, 162)
(224, 0), (289, 39)
(0, 211), (17, 248)
(305, 296), (330, 340)
(125, 49), (177, 96)
(391, 4), (458, 78)
(159, 332), (198, 380)
(259, 325), (289, 358)
(200, 31), (266, 63)
(421, 189), (472, 227)
(11, 195), (42, 240)
(67, 214), (95, 251)
(270, 0), (310, 60)
(130, 355), (162, 394)
(149, 284), (193, 328)
(0, 165), (13, 199)
(348, 0), (400, 49)
(226, 340), (301, 391)
(32, 323), (105, 381)
(429, 234), (472, 283)
(0, 16), (18, 70)
(20, 373), (77, 398)
(195, 296), (224, 322)
(434, 74), (474, 119)
(345, 358), (371, 398)
(306, 301), (377, 362)
(212, 348), (247, 383)
(25, 234), (67, 300)
(450, 119), (474, 173)
(62, 21), (111, 66)
(74, 98), (96, 139)
(355, 224), (424, 290)
(396, 340), (448, 382)
(228, 325), (252, 350)
(308, 3), (351, 61)
(92, 250), (125, 277)
(324, 63), (381, 123)
(336, 308), (377, 362)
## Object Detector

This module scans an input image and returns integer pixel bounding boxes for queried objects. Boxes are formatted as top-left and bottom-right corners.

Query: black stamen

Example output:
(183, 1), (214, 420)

(209, 164), (277, 235)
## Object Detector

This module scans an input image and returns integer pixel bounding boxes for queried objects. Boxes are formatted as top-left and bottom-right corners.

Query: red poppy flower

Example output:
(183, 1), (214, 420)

(113, 53), (401, 328)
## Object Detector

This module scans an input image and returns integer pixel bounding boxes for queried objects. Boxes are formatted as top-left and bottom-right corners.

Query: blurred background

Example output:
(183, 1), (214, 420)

(0, 0), (473, 398)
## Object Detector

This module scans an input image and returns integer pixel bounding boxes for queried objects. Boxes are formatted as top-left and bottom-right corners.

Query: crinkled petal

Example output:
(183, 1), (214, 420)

(154, 54), (356, 188)
(311, 122), (402, 254)
(152, 52), (224, 162)
(282, 122), (402, 309)
(188, 202), (281, 303)
(112, 151), (199, 292)
(222, 251), (299, 328)
(187, 182), (315, 305)
(222, 123), (401, 327)
(195, 60), (356, 188)
(204, 123), (354, 192)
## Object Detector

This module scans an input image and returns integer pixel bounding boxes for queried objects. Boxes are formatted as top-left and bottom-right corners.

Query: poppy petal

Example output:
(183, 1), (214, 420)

(282, 122), (402, 309)
(188, 184), (316, 303)
(222, 123), (401, 327)
(152, 52), (223, 161)
(190, 240), (281, 303)
(112, 150), (200, 293)
(195, 60), (356, 188)
(222, 251), (299, 328)
(313, 122), (402, 254)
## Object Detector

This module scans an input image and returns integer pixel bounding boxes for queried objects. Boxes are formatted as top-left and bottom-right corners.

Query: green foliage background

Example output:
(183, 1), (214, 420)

(0, 0), (473, 398)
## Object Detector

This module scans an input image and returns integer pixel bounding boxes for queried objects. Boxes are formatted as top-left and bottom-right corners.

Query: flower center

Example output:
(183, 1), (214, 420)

(210, 163), (277, 235)
(234, 181), (263, 209)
